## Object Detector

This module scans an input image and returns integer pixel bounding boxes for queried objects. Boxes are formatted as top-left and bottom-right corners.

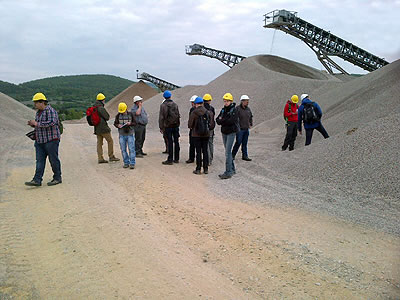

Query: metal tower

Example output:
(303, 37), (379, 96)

(136, 71), (180, 91)
(263, 10), (389, 74)
(185, 44), (246, 68)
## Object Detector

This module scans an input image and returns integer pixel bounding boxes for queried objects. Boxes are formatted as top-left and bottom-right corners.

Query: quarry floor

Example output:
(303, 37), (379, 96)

(1, 123), (399, 299)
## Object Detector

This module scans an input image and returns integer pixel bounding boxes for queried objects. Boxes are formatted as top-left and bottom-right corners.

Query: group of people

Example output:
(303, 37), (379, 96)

(158, 90), (253, 179)
(282, 93), (329, 151)
(24, 90), (329, 186)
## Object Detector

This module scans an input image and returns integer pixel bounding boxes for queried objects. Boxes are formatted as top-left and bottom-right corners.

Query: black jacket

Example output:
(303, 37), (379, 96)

(216, 103), (239, 134)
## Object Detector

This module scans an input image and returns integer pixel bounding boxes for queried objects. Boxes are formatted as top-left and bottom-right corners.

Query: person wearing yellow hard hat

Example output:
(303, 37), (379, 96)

(114, 102), (137, 169)
(216, 93), (239, 179)
(203, 93), (216, 166)
(232, 94), (253, 161)
(25, 92), (62, 187)
(93, 93), (120, 163)
(282, 94), (299, 151)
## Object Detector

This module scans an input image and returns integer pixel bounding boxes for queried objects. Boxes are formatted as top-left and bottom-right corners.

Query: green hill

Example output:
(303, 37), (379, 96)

(0, 74), (135, 119)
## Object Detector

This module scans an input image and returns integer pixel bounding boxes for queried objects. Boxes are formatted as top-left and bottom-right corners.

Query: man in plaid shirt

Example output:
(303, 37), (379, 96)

(25, 92), (62, 187)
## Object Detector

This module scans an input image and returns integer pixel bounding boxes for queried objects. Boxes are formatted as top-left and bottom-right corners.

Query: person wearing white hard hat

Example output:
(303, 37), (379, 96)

(131, 95), (148, 157)
(232, 94), (253, 161)
(185, 95), (198, 163)
(297, 93), (329, 146)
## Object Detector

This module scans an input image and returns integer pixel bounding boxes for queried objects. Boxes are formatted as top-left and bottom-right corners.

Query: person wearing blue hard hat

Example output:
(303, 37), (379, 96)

(186, 95), (198, 164)
(159, 90), (180, 164)
(188, 97), (215, 175)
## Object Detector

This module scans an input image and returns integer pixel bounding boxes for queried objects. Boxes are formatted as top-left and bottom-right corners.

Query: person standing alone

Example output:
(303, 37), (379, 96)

(159, 90), (180, 165)
(282, 94), (299, 151)
(94, 93), (120, 163)
(25, 92), (62, 186)
(232, 95), (253, 161)
(131, 95), (148, 157)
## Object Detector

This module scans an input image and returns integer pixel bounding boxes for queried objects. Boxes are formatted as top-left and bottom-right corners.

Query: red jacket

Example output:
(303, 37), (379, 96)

(283, 101), (298, 122)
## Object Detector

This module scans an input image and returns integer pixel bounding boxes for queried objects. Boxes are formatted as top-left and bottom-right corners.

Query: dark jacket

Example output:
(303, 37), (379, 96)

(159, 99), (180, 130)
(236, 104), (253, 129)
(94, 100), (111, 135)
(297, 98), (323, 130)
(188, 106), (215, 137)
(216, 103), (239, 135)
(204, 102), (215, 116)
(113, 112), (136, 135)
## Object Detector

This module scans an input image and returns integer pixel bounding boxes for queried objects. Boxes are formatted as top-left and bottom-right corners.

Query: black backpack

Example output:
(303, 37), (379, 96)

(196, 112), (210, 136)
(303, 102), (320, 123)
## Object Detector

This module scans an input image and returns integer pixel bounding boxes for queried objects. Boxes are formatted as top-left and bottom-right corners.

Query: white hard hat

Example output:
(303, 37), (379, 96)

(189, 95), (198, 102)
(300, 94), (309, 101)
(133, 95), (143, 102)
(240, 95), (250, 101)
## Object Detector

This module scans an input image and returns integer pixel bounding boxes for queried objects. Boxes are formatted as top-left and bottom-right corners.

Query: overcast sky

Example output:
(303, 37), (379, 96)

(1, 0), (399, 85)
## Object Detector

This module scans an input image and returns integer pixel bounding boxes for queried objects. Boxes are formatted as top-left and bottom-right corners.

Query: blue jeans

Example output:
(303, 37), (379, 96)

(33, 140), (62, 183)
(232, 129), (250, 158)
(222, 133), (236, 176)
(119, 135), (136, 165)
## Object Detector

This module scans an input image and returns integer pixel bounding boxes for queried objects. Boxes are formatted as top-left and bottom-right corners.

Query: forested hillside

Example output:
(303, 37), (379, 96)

(0, 75), (136, 119)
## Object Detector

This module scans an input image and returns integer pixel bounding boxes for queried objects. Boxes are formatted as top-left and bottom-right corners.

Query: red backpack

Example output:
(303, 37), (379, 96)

(86, 105), (101, 126)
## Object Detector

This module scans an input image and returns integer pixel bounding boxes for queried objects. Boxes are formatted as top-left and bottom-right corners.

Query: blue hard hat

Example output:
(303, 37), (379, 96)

(194, 96), (203, 104)
(163, 90), (172, 99)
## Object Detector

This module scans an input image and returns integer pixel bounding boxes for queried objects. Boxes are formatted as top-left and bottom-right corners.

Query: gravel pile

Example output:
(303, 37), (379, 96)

(141, 55), (400, 235)
(105, 80), (158, 117)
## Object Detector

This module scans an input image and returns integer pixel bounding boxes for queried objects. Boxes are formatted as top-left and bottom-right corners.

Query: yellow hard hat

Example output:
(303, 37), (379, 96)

(203, 93), (212, 101)
(223, 93), (233, 101)
(97, 93), (106, 101)
(118, 102), (127, 113)
(291, 95), (299, 103)
(32, 92), (47, 102)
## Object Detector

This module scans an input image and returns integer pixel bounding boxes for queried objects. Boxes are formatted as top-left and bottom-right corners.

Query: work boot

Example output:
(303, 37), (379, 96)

(218, 173), (232, 180)
(25, 180), (41, 187)
(129, 165), (135, 169)
(162, 160), (173, 165)
(47, 179), (62, 186)
(193, 169), (201, 175)
(98, 159), (108, 164)
(186, 159), (194, 163)
(136, 153), (144, 158)
(242, 156), (252, 161)
(109, 156), (120, 162)
(123, 164), (129, 168)
(162, 150), (168, 154)
(141, 152), (147, 156)
(173, 160), (179, 163)
(204, 169), (209, 174)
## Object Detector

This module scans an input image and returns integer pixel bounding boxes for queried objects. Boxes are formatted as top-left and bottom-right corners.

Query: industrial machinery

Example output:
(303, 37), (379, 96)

(263, 9), (388, 74)
(185, 44), (246, 68)
(136, 70), (180, 91)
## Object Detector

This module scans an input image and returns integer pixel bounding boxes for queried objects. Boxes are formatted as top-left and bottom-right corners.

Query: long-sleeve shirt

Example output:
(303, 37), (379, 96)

(34, 105), (60, 144)
(235, 104), (253, 129)
(131, 104), (148, 125)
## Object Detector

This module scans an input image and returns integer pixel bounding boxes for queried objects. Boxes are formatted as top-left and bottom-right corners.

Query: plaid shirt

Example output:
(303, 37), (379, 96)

(35, 105), (60, 143)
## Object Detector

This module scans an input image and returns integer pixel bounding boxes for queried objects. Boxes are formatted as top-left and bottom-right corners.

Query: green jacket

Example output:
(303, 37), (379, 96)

(94, 101), (111, 135)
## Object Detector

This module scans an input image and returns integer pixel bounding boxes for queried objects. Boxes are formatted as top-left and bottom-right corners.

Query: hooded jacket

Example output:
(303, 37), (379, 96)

(188, 106), (215, 137)
(297, 98), (323, 130)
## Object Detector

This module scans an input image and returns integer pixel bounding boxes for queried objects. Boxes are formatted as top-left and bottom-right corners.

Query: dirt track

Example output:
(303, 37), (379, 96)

(1, 123), (399, 299)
